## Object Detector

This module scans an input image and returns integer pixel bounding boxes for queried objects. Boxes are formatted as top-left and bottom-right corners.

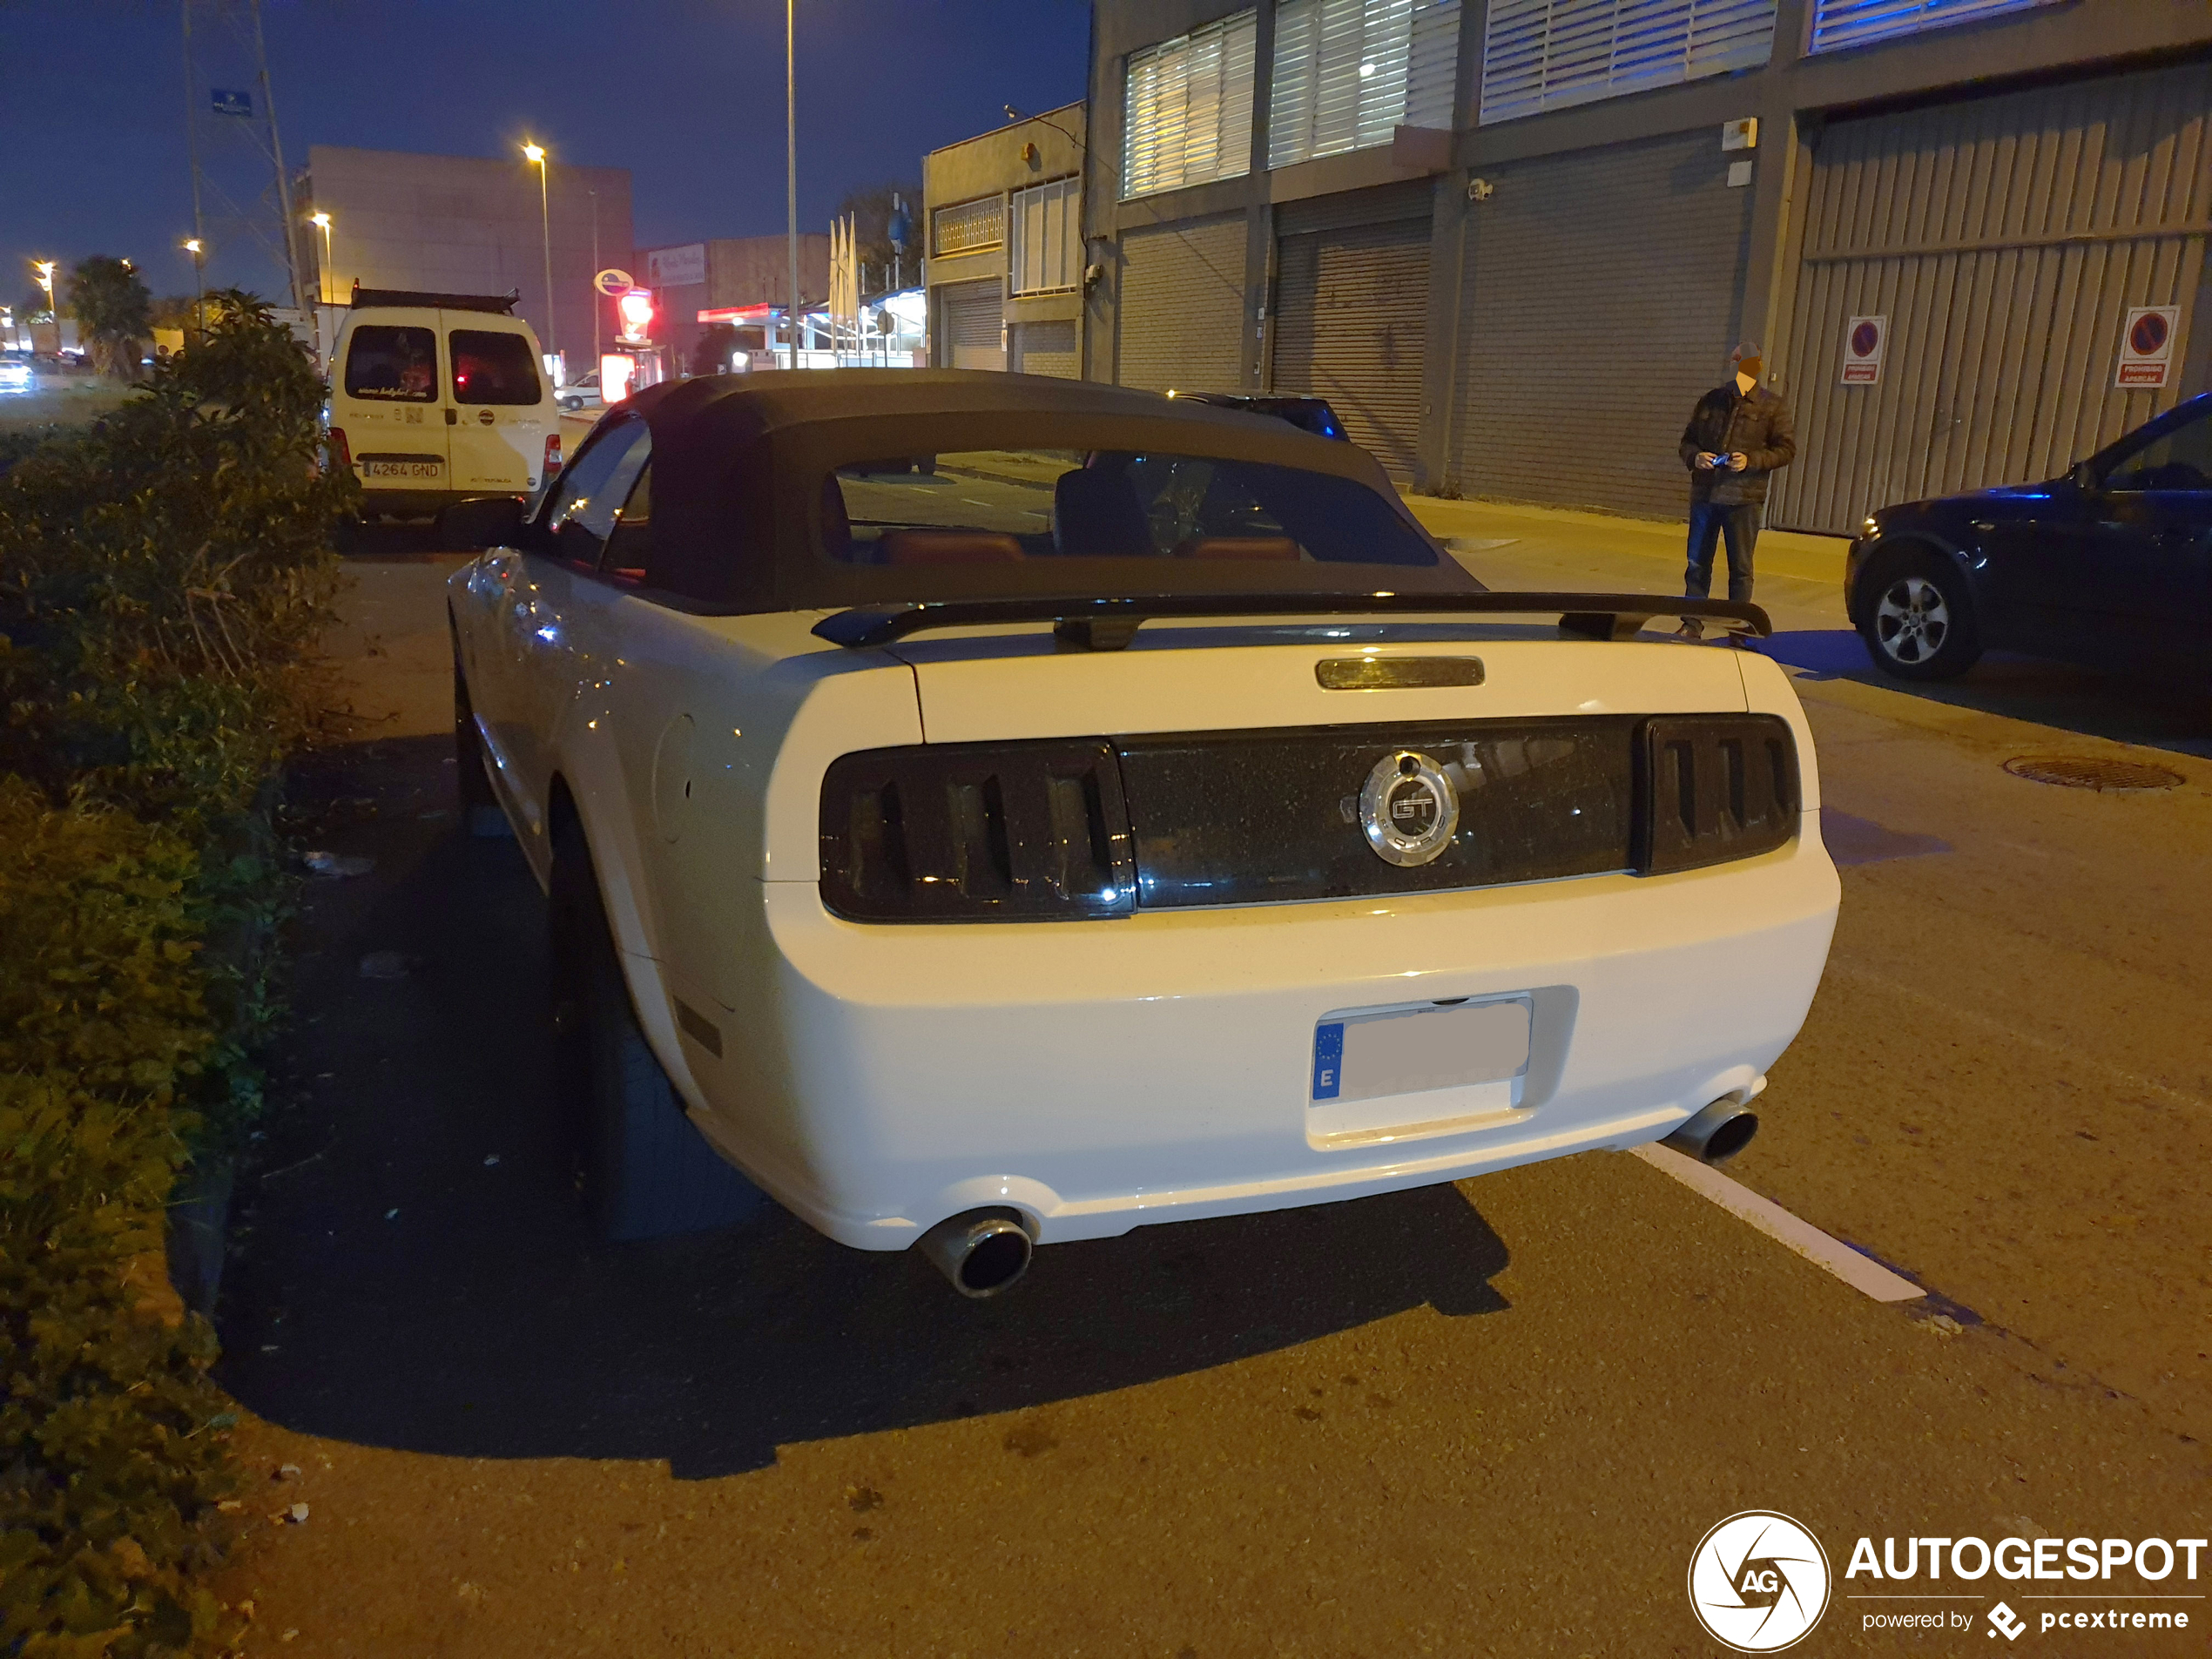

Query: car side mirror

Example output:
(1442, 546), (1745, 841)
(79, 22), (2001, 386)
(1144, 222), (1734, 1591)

(2066, 460), (2100, 490)
(436, 495), (526, 550)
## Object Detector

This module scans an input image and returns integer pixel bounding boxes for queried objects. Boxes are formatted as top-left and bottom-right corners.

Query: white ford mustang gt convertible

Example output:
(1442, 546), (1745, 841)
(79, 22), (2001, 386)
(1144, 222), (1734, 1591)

(442, 371), (1839, 1297)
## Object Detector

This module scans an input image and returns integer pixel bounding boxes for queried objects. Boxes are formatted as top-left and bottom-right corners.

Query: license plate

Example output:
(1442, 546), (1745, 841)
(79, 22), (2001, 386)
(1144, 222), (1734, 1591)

(1312, 995), (1532, 1105)
(362, 461), (443, 481)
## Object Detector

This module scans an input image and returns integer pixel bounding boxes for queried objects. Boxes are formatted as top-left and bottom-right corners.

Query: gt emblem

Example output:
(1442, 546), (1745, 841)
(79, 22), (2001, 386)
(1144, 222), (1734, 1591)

(1359, 750), (1459, 867)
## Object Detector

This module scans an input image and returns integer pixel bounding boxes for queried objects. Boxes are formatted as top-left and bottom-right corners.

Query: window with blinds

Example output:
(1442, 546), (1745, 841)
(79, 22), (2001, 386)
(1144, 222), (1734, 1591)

(1009, 176), (1082, 294)
(1122, 10), (1258, 199)
(1478, 0), (1775, 126)
(1809, 0), (2054, 53)
(1270, 0), (1462, 171)
(933, 195), (1005, 257)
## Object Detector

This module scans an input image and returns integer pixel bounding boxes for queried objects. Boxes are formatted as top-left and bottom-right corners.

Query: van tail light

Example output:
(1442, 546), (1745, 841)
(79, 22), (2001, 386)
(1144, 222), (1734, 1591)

(543, 433), (563, 479)
(819, 740), (1136, 922)
(326, 425), (352, 470)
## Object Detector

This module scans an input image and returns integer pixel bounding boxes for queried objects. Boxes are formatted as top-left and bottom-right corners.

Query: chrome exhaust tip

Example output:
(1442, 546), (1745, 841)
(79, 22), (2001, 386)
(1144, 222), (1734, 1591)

(1662, 1097), (1760, 1166)
(918, 1209), (1034, 1298)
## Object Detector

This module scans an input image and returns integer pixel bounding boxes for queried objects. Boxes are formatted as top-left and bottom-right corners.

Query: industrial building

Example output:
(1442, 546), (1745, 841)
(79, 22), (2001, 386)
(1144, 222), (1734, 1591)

(1081, 0), (2212, 531)
(637, 235), (832, 371)
(924, 104), (1090, 376)
(300, 145), (632, 377)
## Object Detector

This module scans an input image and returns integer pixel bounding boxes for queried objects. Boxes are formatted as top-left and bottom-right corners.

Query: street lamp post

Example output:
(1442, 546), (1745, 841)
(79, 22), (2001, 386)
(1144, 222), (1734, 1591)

(182, 239), (206, 338)
(31, 261), (56, 354)
(786, 0), (799, 371)
(523, 141), (556, 377)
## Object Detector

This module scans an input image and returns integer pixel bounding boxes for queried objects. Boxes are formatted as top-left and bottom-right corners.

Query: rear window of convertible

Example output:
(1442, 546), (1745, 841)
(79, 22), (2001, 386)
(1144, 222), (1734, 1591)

(816, 448), (1451, 585)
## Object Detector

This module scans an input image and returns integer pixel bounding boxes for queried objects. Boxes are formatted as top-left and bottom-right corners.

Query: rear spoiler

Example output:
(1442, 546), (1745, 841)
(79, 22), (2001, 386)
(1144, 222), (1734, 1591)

(349, 281), (520, 314)
(811, 592), (1770, 651)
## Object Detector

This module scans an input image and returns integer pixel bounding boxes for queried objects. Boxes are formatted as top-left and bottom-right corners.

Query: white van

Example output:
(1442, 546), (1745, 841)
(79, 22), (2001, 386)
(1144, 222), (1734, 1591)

(327, 287), (561, 516)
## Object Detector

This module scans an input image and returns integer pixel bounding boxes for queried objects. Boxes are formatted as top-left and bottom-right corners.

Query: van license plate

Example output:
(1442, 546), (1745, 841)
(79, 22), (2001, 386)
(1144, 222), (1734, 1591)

(363, 461), (442, 481)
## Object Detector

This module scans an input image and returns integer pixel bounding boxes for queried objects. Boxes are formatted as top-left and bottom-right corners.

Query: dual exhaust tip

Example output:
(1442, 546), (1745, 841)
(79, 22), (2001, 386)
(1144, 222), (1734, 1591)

(1662, 1096), (1760, 1165)
(921, 1102), (1758, 1298)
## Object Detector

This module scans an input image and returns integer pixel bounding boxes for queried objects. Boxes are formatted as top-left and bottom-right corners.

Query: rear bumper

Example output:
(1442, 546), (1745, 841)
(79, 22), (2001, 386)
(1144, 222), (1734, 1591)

(686, 823), (1840, 1251)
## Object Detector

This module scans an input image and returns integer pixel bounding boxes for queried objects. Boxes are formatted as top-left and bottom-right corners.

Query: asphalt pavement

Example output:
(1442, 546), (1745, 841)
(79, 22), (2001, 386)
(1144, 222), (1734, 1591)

(210, 509), (2210, 1656)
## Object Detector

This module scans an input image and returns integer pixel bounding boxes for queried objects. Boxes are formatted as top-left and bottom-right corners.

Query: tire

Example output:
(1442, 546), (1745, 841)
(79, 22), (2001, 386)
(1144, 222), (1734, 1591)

(451, 651), (511, 839)
(1856, 549), (1983, 681)
(549, 819), (768, 1243)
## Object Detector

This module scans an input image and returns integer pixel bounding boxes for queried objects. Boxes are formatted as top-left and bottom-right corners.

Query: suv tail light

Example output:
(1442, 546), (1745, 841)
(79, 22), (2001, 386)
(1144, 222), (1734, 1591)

(819, 740), (1136, 921)
(326, 425), (352, 470)
(1634, 714), (1799, 875)
(543, 433), (563, 479)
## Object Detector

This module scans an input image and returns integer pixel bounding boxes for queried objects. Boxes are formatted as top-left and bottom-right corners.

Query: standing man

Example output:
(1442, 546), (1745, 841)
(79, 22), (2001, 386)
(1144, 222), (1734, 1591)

(1677, 341), (1796, 638)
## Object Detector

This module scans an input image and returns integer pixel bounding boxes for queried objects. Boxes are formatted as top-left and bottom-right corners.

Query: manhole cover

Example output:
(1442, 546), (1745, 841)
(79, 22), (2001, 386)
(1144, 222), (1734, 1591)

(2003, 755), (2184, 792)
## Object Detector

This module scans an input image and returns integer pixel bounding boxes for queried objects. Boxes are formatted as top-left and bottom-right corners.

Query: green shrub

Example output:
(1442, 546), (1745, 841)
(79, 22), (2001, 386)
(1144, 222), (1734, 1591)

(0, 289), (354, 828)
(0, 782), (241, 1658)
(0, 293), (348, 1656)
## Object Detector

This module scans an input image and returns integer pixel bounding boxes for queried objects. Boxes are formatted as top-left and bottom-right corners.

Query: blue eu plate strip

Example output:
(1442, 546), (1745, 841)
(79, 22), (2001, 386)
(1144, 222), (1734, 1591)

(1312, 1022), (1345, 1101)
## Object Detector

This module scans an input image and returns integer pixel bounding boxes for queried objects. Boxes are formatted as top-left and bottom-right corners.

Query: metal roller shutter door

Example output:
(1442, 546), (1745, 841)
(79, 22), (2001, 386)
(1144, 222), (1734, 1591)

(1117, 214), (1248, 393)
(1452, 131), (1753, 519)
(1272, 218), (1432, 478)
(1014, 319), (1079, 378)
(942, 278), (1005, 371)
(1770, 60), (2212, 535)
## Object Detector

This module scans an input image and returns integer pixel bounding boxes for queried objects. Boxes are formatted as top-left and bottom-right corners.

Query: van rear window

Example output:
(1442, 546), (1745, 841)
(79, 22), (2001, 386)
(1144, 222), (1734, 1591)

(450, 330), (542, 405)
(343, 326), (437, 401)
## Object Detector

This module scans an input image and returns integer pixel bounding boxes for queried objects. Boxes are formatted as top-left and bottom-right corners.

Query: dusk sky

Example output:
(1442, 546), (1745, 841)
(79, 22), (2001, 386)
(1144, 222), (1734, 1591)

(1, 0), (1092, 307)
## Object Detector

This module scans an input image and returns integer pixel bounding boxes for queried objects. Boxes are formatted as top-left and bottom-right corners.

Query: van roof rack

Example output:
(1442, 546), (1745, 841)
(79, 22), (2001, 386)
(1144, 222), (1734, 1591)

(349, 282), (521, 315)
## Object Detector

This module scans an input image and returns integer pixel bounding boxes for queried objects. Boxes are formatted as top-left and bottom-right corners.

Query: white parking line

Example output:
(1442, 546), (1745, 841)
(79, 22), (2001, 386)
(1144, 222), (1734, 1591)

(1631, 1143), (1925, 1302)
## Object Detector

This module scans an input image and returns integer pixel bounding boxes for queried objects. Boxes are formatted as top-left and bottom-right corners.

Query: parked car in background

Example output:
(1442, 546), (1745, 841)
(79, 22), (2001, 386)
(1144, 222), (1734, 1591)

(557, 370), (604, 413)
(1170, 390), (1348, 441)
(1848, 391), (2211, 685)
(0, 356), (33, 395)
(324, 286), (560, 518)
(439, 369), (1837, 1298)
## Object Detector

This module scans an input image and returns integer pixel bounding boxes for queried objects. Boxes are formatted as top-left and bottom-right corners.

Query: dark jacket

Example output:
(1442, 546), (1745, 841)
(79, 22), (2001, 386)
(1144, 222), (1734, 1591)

(1681, 381), (1796, 505)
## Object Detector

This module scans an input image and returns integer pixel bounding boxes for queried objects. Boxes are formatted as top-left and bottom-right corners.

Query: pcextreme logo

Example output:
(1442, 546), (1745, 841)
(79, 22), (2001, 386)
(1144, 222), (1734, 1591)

(1689, 1511), (1833, 1652)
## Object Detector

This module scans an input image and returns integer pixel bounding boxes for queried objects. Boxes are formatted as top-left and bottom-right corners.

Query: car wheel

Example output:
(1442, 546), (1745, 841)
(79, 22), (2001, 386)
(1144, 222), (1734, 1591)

(549, 818), (769, 1243)
(1858, 550), (1982, 681)
(451, 652), (510, 839)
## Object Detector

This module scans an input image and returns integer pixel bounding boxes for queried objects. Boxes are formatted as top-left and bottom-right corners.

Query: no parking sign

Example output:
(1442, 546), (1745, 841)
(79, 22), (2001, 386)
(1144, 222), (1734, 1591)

(2114, 306), (2180, 388)
(1840, 315), (1885, 384)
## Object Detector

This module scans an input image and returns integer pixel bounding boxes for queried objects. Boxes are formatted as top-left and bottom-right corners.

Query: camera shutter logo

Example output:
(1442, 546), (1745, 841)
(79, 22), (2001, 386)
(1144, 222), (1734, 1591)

(1688, 1511), (1831, 1652)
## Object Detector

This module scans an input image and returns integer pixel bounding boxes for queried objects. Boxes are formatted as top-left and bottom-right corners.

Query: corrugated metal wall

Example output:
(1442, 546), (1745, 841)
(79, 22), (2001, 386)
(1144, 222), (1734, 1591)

(1450, 130), (1754, 518)
(1014, 319), (1079, 378)
(941, 277), (1006, 370)
(1771, 60), (2212, 534)
(1116, 214), (1250, 392)
(1272, 219), (1433, 477)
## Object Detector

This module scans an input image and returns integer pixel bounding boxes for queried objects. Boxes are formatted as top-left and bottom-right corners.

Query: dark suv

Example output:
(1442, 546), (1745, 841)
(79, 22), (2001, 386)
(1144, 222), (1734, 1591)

(1846, 391), (2210, 686)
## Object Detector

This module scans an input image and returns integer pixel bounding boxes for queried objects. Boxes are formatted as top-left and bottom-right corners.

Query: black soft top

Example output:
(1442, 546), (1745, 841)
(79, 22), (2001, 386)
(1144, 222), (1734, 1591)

(606, 368), (1437, 609)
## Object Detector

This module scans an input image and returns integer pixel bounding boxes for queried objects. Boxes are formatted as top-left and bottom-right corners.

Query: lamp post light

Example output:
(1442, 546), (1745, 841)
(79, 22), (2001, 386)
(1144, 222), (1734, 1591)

(31, 261), (55, 354)
(523, 140), (556, 374)
(182, 239), (206, 338)
(308, 213), (332, 303)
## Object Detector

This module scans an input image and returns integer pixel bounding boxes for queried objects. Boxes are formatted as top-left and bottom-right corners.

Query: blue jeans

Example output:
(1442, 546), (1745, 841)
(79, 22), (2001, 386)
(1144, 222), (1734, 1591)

(1684, 500), (1761, 604)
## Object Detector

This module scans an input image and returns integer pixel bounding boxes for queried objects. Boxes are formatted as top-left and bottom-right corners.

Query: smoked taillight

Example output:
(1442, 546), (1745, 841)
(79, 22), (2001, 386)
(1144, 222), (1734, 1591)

(326, 426), (351, 469)
(819, 740), (1136, 922)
